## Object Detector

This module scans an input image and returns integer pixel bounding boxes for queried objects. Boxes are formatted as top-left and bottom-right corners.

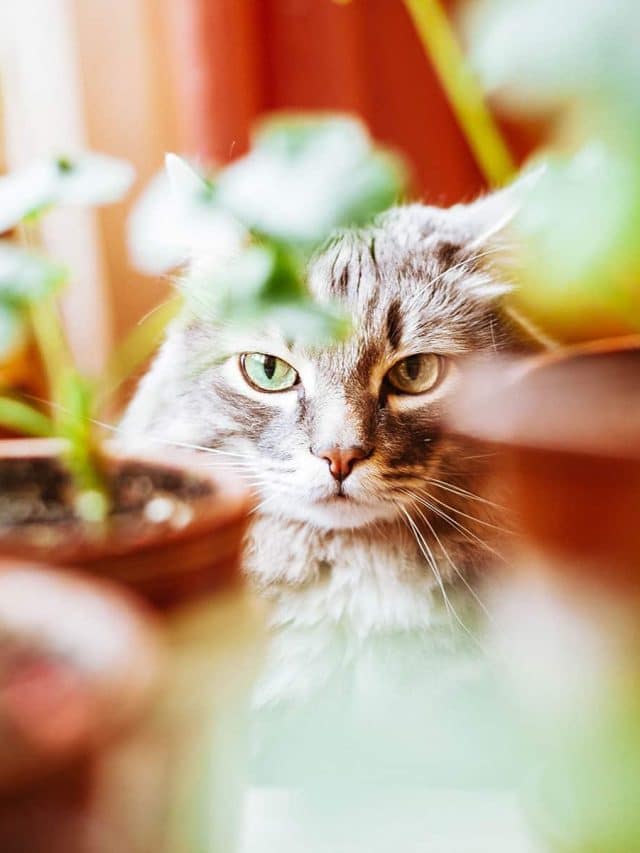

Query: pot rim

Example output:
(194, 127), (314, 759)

(447, 338), (640, 461)
(0, 436), (252, 572)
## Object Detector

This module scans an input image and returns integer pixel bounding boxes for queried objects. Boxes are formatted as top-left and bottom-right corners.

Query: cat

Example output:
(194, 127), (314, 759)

(122, 182), (537, 706)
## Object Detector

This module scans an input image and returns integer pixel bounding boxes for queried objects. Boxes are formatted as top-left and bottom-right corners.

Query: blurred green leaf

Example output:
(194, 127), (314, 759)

(49, 153), (135, 206)
(507, 146), (640, 338)
(216, 114), (407, 245)
(0, 396), (53, 437)
(513, 144), (640, 288)
(0, 153), (134, 232)
(132, 116), (403, 347)
(0, 242), (66, 305)
(184, 241), (350, 345)
(466, 0), (640, 339)
(465, 0), (640, 118)
(0, 303), (27, 360)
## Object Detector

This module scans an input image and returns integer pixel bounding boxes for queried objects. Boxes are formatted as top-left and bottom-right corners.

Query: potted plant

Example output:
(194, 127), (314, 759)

(0, 114), (406, 851)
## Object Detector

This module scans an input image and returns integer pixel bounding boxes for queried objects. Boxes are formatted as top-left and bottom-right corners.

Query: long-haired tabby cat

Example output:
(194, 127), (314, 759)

(123, 182), (535, 703)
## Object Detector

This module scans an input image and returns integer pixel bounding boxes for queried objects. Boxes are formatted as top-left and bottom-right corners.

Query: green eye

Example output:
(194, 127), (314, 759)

(240, 353), (300, 392)
(386, 354), (445, 395)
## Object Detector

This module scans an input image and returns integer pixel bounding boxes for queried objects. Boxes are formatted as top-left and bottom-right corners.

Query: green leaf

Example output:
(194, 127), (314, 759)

(50, 152), (135, 206)
(183, 241), (350, 345)
(0, 242), (66, 305)
(0, 303), (27, 360)
(54, 370), (109, 516)
(466, 0), (640, 118)
(184, 244), (277, 320)
(216, 114), (407, 245)
(512, 144), (640, 301)
(0, 396), (53, 437)
(261, 300), (351, 346)
(0, 152), (135, 232)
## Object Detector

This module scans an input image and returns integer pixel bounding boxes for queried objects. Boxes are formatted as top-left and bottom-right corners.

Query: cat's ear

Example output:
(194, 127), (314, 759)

(165, 153), (209, 201)
(442, 165), (544, 248)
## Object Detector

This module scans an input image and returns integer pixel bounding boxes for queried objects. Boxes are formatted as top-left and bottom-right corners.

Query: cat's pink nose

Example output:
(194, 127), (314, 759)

(317, 447), (370, 482)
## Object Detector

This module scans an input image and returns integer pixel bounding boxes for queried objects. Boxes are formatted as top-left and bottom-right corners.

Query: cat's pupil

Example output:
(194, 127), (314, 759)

(404, 355), (421, 381)
(263, 356), (277, 380)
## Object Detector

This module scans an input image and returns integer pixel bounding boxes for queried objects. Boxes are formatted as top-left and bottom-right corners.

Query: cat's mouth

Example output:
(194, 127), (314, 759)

(319, 493), (349, 502)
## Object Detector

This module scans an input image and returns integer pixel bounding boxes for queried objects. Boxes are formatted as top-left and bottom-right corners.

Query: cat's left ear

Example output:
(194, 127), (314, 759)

(443, 165), (544, 248)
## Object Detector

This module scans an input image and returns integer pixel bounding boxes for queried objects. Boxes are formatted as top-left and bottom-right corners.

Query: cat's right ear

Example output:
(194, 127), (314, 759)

(443, 165), (545, 248)
(165, 153), (209, 202)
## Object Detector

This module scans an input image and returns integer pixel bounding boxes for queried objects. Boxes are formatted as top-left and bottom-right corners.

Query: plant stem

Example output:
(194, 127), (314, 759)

(19, 220), (109, 521)
(19, 221), (75, 425)
(98, 295), (182, 405)
(403, 0), (516, 187)
(0, 396), (54, 437)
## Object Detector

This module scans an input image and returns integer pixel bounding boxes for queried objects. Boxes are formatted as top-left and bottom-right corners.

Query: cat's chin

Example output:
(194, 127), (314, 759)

(267, 496), (398, 530)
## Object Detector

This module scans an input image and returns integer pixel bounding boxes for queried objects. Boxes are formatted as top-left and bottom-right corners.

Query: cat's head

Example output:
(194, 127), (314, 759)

(127, 183), (539, 531)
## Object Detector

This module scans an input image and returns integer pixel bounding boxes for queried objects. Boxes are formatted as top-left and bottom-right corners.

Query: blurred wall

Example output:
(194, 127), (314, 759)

(167, 0), (487, 204)
(0, 0), (535, 373)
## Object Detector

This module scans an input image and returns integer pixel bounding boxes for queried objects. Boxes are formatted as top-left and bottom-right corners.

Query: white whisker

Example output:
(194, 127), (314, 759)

(398, 504), (454, 629)
(400, 491), (491, 622)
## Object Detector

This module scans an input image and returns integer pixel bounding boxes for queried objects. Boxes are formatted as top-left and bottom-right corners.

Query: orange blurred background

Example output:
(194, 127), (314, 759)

(0, 0), (536, 376)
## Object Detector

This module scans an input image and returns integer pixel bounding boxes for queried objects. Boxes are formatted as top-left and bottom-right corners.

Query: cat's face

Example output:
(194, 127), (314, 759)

(151, 193), (529, 531)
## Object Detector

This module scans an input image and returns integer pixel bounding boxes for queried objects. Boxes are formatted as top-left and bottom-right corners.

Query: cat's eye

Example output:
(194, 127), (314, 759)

(240, 353), (300, 392)
(385, 353), (445, 395)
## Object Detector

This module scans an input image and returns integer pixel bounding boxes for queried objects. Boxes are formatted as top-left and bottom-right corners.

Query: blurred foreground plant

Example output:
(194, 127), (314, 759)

(463, 0), (640, 341)
(402, 0), (640, 341)
(0, 153), (135, 519)
(130, 114), (406, 344)
(0, 115), (406, 518)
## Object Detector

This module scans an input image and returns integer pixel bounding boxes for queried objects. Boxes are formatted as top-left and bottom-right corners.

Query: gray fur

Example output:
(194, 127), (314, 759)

(122, 192), (531, 695)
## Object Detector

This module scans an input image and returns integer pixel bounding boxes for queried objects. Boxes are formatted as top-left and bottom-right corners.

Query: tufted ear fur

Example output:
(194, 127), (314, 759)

(438, 165), (544, 248)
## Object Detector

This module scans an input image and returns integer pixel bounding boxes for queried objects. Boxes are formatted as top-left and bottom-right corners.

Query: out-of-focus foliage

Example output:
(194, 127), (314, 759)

(129, 115), (406, 345)
(0, 153), (135, 233)
(466, 0), (640, 120)
(493, 577), (640, 852)
(0, 243), (66, 358)
(0, 152), (134, 519)
(465, 0), (640, 341)
(216, 115), (406, 246)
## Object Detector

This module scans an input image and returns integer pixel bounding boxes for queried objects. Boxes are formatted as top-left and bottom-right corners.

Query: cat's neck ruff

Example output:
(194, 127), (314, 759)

(245, 512), (463, 638)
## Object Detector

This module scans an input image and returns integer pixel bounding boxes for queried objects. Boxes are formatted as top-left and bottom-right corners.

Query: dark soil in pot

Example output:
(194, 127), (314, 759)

(0, 438), (252, 610)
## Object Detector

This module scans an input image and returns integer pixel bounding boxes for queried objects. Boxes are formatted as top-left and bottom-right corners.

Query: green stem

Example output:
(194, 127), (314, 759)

(403, 0), (516, 187)
(29, 296), (76, 422)
(98, 295), (182, 405)
(20, 220), (109, 522)
(19, 221), (76, 425)
(0, 396), (54, 437)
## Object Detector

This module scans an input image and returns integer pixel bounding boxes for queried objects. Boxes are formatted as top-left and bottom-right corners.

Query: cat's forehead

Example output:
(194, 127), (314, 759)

(303, 205), (498, 369)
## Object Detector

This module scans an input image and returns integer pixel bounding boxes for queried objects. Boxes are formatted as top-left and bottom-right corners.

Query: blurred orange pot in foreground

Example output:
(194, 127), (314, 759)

(0, 439), (264, 853)
(449, 336), (640, 592)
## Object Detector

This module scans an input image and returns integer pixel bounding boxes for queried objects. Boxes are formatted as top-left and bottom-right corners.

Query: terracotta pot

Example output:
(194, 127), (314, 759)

(0, 437), (251, 606)
(448, 337), (640, 852)
(0, 562), (162, 851)
(448, 336), (640, 592)
(0, 438), (264, 853)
